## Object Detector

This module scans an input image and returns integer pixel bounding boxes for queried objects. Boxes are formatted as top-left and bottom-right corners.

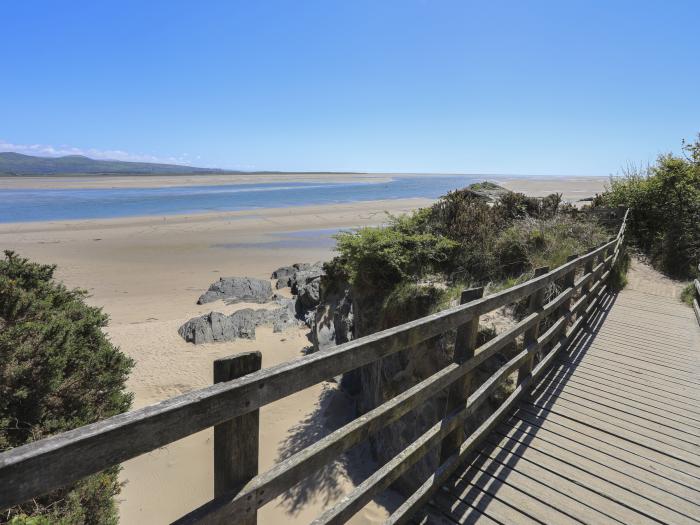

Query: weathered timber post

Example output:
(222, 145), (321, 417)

(556, 254), (579, 342)
(213, 351), (262, 524)
(694, 264), (700, 327)
(439, 287), (484, 463)
(517, 266), (549, 385)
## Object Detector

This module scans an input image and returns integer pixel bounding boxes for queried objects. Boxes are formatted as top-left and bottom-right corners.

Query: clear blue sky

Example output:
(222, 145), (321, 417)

(2, 1), (699, 174)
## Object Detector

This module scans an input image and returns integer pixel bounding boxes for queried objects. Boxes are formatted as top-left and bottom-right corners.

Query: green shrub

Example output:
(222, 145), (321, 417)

(681, 282), (696, 307)
(333, 225), (458, 291)
(598, 134), (700, 278)
(0, 251), (134, 524)
(493, 216), (609, 277)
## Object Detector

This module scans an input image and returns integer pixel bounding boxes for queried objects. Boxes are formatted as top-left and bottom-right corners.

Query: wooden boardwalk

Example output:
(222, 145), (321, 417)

(427, 263), (700, 524)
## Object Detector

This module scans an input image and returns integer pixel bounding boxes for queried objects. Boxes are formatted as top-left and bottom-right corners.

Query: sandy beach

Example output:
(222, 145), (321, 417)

(0, 175), (607, 524)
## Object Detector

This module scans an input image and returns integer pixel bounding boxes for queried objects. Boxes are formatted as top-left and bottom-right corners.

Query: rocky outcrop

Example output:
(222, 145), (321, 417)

(271, 263), (314, 280)
(179, 297), (298, 344)
(272, 262), (324, 293)
(197, 277), (273, 305)
(311, 288), (353, 353)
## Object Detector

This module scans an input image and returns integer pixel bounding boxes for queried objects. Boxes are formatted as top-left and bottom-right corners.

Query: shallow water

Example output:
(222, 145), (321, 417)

(0, 175), (477, 223)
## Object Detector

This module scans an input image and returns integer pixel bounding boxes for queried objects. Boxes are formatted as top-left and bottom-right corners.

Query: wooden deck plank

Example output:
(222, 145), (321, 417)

(445, 451), (613, 524)
(559, 375), (700, 423)
(426, 259), (700, 523)
(560, 360), (700, 404)
(451, 446), (653, 525)
(488, 424), (700, 520)
(504, 410), (700, 500)
(559, 366), (700, 414)
(531, 380), (700, 438)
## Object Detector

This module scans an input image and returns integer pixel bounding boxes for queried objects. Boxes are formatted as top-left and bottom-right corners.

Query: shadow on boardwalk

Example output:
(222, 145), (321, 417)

(442, 291), (618, 522)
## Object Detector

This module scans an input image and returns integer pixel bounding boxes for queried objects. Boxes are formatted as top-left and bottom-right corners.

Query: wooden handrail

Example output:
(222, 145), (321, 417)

(0, 210), (629, 522)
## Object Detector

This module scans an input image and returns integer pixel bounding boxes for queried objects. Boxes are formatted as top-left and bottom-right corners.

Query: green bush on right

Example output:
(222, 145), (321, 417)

(595, 134), (700, 278)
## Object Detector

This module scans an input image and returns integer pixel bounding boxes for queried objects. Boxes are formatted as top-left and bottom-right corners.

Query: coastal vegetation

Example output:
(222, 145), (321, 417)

(594, 134), (700, 279)
(0, 251), (133, 525)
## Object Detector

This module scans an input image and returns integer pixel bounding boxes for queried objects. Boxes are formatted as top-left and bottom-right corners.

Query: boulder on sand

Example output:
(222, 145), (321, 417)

(197, 276), (272, 305)
(179, 297), (299, 344)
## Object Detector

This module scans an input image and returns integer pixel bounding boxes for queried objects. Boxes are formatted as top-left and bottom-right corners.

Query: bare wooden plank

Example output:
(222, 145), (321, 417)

(481, 436), (696, 524)
(444, 455), (587, 525)
(559, 359), (700, 403)
(531, 383), (700, 451)
(504, 410), (700, 500)
(535, 370), (700, 432)
(523, 399), (700, 466)
(561, 375), (700, 424)
(489, 424), (700, 519)
(432, 485), (536, 525)
(448, 449), (640, 525)
(561, 365), (700, 414)
(574, 353), (700, 388)
(583, 340), (699, 371)
(516, 403), (700, 480)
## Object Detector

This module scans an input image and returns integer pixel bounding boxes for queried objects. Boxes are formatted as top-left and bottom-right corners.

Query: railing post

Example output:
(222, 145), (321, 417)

(693, 264), (700, 327)
(214, 351), (261, 525)
(439, 287), (484, 463)
(517, 266), (549, 385)
(556, 254), (578, 341)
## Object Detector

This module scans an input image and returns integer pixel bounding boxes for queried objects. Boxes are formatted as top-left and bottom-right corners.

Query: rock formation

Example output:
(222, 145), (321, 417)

(179, 297), (297, 344)
(197, 276), (273, 305)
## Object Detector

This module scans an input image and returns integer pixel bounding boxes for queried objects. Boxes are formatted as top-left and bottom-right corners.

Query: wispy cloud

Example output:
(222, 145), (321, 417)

(0, 139), (192, 165)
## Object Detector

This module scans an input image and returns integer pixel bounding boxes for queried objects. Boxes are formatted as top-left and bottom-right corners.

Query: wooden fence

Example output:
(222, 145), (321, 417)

(0, 211), (629, 524)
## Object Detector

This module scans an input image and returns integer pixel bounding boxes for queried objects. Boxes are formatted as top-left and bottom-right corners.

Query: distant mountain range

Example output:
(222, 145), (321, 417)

(0, 152), (231, 175)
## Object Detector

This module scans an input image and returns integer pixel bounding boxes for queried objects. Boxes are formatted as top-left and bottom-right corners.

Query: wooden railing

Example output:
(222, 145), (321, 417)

(693, 264), (700, 327)
(0, 210), (629, 524)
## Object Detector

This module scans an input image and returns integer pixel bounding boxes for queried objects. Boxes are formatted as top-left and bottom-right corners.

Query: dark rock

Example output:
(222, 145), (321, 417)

(311, 287), (353, 353)
(179, 297), (300, 344)
(297, 277), (321, 309)
(271, 262), (312, 279)
(197, 276), (272, 305)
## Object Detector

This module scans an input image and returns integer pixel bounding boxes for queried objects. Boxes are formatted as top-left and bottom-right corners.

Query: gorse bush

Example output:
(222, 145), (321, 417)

(330, 184), (609, 296)
(597, 134), (700, 278)
(0, 251), (134, 525)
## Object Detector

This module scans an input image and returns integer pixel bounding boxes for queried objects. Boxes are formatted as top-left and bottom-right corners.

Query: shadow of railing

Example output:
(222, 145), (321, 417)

(440, 291), (618, 522)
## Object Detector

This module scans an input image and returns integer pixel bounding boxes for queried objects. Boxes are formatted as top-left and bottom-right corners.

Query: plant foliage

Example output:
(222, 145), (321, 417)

(0, 251), (134, 524)
(596, 134), (700, 278)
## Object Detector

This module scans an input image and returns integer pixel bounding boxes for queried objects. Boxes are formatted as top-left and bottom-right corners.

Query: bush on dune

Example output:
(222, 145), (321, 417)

(330, 185), (609, 307)
(0, 251), (134, 525)
(596, 134), (700, 278)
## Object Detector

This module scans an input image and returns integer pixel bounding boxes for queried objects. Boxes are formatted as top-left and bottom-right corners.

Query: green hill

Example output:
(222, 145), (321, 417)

(0, 152), (229, 176)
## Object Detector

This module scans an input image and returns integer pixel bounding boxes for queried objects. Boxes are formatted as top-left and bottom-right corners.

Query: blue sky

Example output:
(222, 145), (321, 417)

(2, 1), (699, 174)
